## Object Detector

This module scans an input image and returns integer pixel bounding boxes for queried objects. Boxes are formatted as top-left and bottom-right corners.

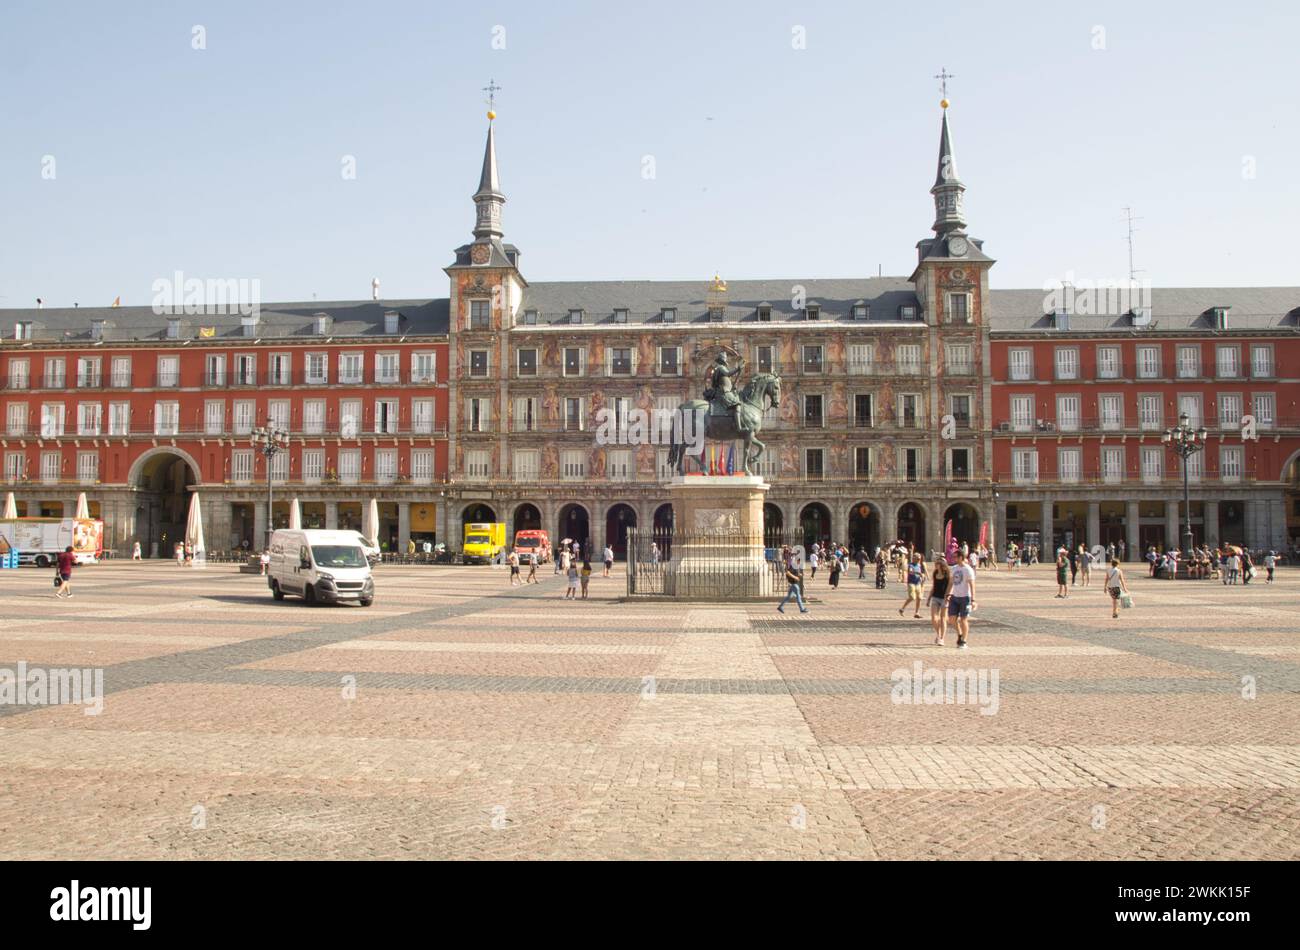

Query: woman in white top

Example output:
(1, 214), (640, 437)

(1105, 558), (1129, 619)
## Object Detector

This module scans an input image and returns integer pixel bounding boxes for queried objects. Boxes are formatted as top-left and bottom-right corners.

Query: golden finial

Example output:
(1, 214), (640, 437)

(940, 98), (950, 110)
(483, 78), (501, 121)
(935, 68), (954, 110)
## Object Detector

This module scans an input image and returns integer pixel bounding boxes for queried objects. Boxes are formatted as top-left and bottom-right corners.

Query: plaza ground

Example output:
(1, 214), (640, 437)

(1, 559), (1298, 860)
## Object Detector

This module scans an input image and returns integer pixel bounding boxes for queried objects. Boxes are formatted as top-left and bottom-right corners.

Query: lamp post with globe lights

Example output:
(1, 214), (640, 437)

(251, 426), (290, 551)
(1162, 411), (1208, 568)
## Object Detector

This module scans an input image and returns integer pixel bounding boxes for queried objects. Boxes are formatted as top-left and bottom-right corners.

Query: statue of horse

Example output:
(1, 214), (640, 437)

(665, 372), (781, 476)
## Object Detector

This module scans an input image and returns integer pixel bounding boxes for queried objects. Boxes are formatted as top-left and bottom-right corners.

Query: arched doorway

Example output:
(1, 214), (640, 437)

(763, 503), (784, 547)
(462, 503), (497, 527)
(652, 503), (674, 534)
(513, 503), (541, 532)
(557, 503), (591, 556)
(943, 503), (981, 549)
(132, 451), (198, 557)
(897, 502), (926, 547)
(799, 503), (831, 548)
(848, 502), (880, 554)
(605, 504), (637, 559)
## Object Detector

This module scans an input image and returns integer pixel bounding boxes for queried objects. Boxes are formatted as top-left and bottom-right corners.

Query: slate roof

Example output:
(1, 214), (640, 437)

(989, 287), (1300, 333)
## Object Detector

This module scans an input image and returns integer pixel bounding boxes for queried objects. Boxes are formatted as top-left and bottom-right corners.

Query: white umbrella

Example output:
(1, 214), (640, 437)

(289, 497), (302, 530)
(185, 492), (206, 567)
(365, 498), (380, 547)
(2, 492), (16, 520)
(75, 492), (90, 520)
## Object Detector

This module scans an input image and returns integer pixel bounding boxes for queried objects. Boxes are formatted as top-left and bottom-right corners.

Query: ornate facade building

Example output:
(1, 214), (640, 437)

(4, 102), (1299, 557)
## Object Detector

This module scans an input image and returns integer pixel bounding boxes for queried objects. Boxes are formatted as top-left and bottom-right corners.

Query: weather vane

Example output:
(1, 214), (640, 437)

(483, 78), (502, 116)
(935, 67), (954, 106)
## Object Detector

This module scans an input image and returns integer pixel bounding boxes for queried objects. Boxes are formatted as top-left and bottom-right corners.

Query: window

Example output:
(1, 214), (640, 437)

(1139, 394), (1162, 431)
(897, 344), (922, 374)
(156, 356), (180, 388)
(1251, 345), (1274, 378)
(1057, 447), (1080, 484)
(267, 400), (290, 431)
(607, 449), (633, 481)
(7, 402), (28, 435)
(338, 449), (361, 484)
(1220, 446), (1243, 482)
(561, 449), (585, 480)
(412, 399), (435, 435)
(1010, 395), (1034, 432)
(466, 398), (491, 433)
(41, 450), (61, 484)
(4, 452), (24, 482)
(412, 351), (436, 383)
(853, 394), (873, 428)
(338, 353), (362, 384)
(1096, 346), (1120, 379)
(314, 314), (332, 335)
(513, 396), (537, 433)
(77, 402), (101, 436)
(108, 403), (130, 436)
(854, 446), (871, 480)
(568, 309), (584, 325)
(1216, 345), (1240, 379)
(270, 450), (288, 484)
(205, 354), (226, 386)
(76, 357), (101, 388)
(375, 353), (399, 384)
(233, 400), (255, 435)
(610, 347), (633, 376)
(234, 354), (257, 386)
(205, 401), (225, 435)
(468, 350), (490, 378)
(805, 305), (820, 321)
(411, 449), (434, 484)
(1253, 393), (1275, 430)
(1101, 446), (1125, 484)
(613, 308), (628, 324)
(1141, 446), (1163, 483)
(375, 449), (397, 484)
(1178, 394), (1203, 430)
(76, 450), (97, 483)
(661, 308), (676, 323)
(802, 345), (823, 374)
(804, 448), (825, 480)
(8, 358), (30, 389)
(658, 346), (681, 376)
(374, 399), (398, 435)
(756, 306), (771, 322)
(1176, 345), (1200, 378)
(899, 393), (920, 428)
(853, 303), (869, 321)
(40, 403), (65, 437)
(516, 348), (537, 377)
(1054, 347), (1079, 380)
(302, 449), (324, 484)
(903, 447), (922, 482)
(1013, 448), (1038, 485)
(949, 394), (972, 429)
(1008, 348), (1032, 381)
(268, 353), (292, 385)
(519, 309), (538, 326)
(1217, 393), (1242, 430)
(1099, 394), (1123, 431)
(948, 293), (970, 323)
(948, 447), (970, 480)
(1056, 394), (1080, 432)
(563, 347), (585, 377)
(154, 401), (179, 435)
(302, 400), (325, 435)
(469, 299), (491, 330)
(945, 343), (973, 374)
(44, 358), (66, 388)
(755, 345), (774, 374)
(610, 397), (631, 441)
(564, 397), (584, 431)
(305, 353), (328, 385)
(849, 343), (875, 374)
(512, 449), (539, 482)
(1136, 345), (1160, 379)
(14, 322), (33, 341)
(465, 450), (491, 481)
(803, 394), (824, 428)
(110, 356), (131, 388)
(900, 305), (918, 321)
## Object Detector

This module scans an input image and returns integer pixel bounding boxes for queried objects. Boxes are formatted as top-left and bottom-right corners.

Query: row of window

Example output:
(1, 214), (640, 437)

(2, 351), (439, 390)
(5, 397), (441, 438)
(1003, 392), (1277, 433)
(1007, 343), (1276, 381)
(495, 298), (944, 328)
(1009, 445), (1247, 484)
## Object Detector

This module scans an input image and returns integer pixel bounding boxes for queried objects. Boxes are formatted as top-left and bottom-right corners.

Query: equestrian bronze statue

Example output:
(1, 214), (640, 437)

(665, 354), (781, 476)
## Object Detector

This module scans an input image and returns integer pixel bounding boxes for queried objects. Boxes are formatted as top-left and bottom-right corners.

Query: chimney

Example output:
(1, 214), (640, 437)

(372, 277), (381, 301)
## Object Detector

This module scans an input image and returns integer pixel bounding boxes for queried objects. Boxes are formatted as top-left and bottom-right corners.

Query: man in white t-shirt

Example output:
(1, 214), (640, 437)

(946, 550), (978, 650)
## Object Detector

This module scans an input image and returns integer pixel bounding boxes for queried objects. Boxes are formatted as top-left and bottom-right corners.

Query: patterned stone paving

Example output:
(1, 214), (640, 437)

(1, 560), (1298, 859)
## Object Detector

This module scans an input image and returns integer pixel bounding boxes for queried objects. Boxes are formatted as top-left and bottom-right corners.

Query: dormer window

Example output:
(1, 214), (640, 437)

(852, 303), (869, 321)
(1213, 306), (1230, 330)
(520, 309), (538, 326)
(15, 322), (33, 340)
(708, 307), (724, 323)
(805, 304), (820, 321)
(91, 320), (107, 341)
(661, 308), (676, 323)
(241, 315), (259, 338)
(384, 311), (401, 334)
(613, 308), (629, 324)
(1053, 309), (1070, 332)
(757, 305), (772, 322)
(166, 318), (181, 340)
(568, 309), (584, 325)
(314, 313), (332, 335)
(900, 305), (917, 321)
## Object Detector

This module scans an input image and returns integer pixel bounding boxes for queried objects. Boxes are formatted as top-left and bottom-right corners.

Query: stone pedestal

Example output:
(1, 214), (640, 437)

(664, 475), (774, 600)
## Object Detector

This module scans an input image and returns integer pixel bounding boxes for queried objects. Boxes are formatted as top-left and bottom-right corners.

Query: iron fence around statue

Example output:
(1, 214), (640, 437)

(625, 527), (789, 599)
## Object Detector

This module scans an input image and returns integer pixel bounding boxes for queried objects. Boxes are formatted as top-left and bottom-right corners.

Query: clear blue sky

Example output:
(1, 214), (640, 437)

(3, 0), (1297, 309)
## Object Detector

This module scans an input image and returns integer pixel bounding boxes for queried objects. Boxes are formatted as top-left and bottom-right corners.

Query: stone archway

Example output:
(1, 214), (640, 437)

(897, 502), (926, 548)
(848, 501), (881, 554)
(763, 502), (785, 546)
(943, 502), (982, 549)
(513, 503), (542, 532)
(605, 503), (638, 559)
(557, 503), (591, 557)
(799, 502), (832, 548)
(131, 449), (199, 558)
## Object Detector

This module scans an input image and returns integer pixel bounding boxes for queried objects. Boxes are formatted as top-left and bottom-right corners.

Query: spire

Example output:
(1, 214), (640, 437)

(472, 89), (505, 241)
(930, 99), (967, 235)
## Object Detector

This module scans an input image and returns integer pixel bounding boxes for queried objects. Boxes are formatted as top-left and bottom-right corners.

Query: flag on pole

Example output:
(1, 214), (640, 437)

(978, 521), (988, 547)
(944, 519), (954, 562)
(199, 326), (216, 338)
(726, 445), (735, 475)
(111, 296), (121, 308)
(709, 444), (717, 476)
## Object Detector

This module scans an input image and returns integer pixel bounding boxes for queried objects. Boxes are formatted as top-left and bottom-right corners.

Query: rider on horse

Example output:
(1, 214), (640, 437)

(703, 353), (745, 428)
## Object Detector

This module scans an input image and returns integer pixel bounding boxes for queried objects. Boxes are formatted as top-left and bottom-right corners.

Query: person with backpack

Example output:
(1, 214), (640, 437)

(828, 549), (842, 590)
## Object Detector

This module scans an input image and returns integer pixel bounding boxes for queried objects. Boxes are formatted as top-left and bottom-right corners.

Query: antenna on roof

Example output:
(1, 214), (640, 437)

(372, 277), (381, 301)
(1122, 206), (1145, 283)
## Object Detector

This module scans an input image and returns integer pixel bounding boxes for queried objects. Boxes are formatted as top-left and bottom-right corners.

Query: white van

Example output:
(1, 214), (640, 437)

(267, 529), (375, 606)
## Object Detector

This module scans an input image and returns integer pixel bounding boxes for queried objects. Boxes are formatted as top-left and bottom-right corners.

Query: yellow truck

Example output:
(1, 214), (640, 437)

(462, 522), (506, 564)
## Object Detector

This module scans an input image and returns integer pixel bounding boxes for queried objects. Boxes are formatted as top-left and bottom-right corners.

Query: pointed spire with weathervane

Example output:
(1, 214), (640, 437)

(930, 68), (966, 236)
(472, 79), (505, 241)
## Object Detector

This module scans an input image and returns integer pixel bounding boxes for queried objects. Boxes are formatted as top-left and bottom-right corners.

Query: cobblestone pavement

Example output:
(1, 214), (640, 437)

(2, 560), (1298, 859)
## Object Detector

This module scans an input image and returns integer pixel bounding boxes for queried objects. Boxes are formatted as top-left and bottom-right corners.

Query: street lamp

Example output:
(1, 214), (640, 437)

(1162, 411), (1208, 568)
(251, 426), (290, 551)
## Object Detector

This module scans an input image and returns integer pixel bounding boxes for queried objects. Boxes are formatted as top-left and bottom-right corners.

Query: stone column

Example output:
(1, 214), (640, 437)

(994, 496), (1007, 556)
(1165, 501), (1180, 551)
(1202, 499), (1219, 548)
(253, 502), (267, 551)
(1125, 500), (1140, 561)
(1040, 497), (1054, 553)
(325, 500), (338, 530)
(1087, 500), (1101, 548)
(397, 501), (411, 552)
(880, 502), (897, 548)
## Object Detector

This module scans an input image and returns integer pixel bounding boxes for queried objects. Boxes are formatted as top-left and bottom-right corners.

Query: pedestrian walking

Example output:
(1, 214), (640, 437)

(1105, 558), (1129, 619)
(1266, 550), (1276, 583)
(565, 557), (580, 599)
(1055, 550), (1069, 598)
(508, 550), (521, 586)
(777, 558), (808, 613)
(875, 550), (888, 589)
(1069, 546), (1079, 586)
(131, 540), (142, 561)
(54, 545), (75, 599)
(650, 541), (660, 566)
(855, 546), (868, 580)
(1079, 545), (1092, 587)
(808, 548), (819, 579)
(899, 553), (925, 619)
(947, 550), (977, 649)
(526, 552), (539, 583)
(603, 544), (614, 578)
(829, 551), (842, 590)
(929, 554), (951, 645)
(580, 558), (592, 599)
(259, 550), (270, 575)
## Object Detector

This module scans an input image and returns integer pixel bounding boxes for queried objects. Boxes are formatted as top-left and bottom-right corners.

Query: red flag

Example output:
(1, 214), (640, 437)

(978, 521), (988, 547)
(944, 519), (953, 551)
